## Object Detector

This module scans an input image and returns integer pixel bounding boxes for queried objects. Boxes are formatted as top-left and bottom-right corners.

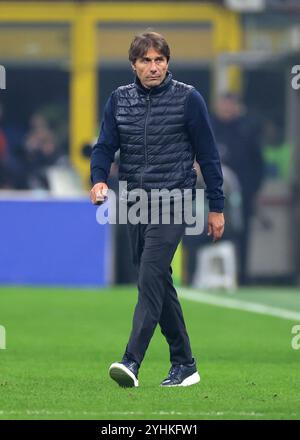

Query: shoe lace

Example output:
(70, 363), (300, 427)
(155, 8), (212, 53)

(168, 364), (181, 378)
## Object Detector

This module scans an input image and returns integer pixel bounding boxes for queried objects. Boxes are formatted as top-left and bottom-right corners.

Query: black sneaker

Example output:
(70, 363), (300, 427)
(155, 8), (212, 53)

(160, 358), (200, 387)
(109, 356), (139, 388)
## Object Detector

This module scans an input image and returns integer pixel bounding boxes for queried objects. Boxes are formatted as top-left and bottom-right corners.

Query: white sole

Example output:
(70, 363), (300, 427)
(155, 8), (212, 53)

(109, 362), (139, 388)
(160, 371), (201, 387)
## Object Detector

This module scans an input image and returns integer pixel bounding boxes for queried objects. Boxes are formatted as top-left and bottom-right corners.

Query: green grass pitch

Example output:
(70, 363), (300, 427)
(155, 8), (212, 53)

(0, 285), (300, 420)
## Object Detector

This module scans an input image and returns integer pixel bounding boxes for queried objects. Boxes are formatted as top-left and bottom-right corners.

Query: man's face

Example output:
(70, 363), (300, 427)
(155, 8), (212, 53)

(215, 97), (240, 121)
(132, 47), (169, 89)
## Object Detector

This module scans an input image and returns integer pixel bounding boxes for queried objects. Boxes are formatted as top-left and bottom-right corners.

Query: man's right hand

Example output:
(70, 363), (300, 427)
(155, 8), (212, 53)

(90, 182), (109, 205)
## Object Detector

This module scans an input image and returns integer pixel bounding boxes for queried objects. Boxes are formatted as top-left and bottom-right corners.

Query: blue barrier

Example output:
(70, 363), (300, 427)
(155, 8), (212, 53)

(0, 199), (111, 286)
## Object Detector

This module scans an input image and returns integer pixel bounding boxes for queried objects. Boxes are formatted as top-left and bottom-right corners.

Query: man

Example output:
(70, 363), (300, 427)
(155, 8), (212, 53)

(90, 32), (225, 388)
(0, 102), (11, 188)
(211, 93), (264, 284)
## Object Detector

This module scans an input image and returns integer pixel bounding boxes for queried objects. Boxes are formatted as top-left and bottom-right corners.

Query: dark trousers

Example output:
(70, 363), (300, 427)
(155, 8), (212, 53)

(123, 205), (193, 366)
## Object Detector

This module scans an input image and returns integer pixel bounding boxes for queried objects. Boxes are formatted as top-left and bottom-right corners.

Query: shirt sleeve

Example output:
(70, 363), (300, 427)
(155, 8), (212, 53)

(185, 88), (225, 212)
(90, 92), (120, 185)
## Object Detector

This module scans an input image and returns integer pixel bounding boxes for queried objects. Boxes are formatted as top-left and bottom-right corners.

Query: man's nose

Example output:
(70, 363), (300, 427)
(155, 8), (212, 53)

(149, 61), (158, 72)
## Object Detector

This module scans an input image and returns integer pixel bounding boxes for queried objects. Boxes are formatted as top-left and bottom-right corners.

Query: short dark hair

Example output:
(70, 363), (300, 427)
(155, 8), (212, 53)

(128, 31), (170, 64)
(219, 92), (241, 103)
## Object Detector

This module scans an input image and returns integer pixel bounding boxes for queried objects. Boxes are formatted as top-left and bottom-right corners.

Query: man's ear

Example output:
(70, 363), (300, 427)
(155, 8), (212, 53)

(131, 63), (136, 72)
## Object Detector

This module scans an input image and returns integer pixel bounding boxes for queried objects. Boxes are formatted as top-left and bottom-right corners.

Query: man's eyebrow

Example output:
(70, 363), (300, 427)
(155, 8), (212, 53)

(141, 56), (165, 61)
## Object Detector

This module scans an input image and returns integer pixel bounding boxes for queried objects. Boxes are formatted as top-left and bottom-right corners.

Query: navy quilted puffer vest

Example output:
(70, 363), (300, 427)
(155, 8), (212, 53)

(114, 72), (197, 196)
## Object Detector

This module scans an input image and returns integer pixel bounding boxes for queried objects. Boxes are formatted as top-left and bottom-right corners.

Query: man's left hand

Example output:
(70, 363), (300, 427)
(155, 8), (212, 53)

(207, 212), (225, 242)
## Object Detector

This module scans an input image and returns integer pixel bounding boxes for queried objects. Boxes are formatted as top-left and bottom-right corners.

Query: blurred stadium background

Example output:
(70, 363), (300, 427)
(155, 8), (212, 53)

(1, 0), (300, 420)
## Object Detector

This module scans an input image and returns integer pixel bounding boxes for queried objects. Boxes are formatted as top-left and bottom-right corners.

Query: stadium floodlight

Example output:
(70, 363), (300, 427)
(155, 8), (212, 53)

(225, 0), (266, 12)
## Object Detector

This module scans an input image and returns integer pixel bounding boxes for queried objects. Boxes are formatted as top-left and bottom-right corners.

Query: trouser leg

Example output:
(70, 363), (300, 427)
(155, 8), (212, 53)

(158, 266), (193, 365)
(124, 219), (186, 366)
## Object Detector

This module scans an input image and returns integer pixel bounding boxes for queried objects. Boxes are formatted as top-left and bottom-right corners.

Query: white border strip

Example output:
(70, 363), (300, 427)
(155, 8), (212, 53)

(178, 288), (300, 322)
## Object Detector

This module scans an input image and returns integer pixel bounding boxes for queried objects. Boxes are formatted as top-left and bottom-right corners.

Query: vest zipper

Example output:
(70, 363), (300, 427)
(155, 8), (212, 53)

(140, 90), (152, 189)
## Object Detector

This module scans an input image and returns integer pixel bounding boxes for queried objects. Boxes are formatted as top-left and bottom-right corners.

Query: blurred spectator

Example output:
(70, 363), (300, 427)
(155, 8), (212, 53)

(23, 112), (59, 189)
(182, 162), (242, 285)
(211, 93), (264, 285)
(0, 102), (13, 188)
(41, 103), (69, 157)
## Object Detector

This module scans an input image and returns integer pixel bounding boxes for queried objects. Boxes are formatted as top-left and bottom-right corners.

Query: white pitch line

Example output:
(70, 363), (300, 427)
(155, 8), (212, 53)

(178, 288), (300, 322)
(2, 409), (298, 418)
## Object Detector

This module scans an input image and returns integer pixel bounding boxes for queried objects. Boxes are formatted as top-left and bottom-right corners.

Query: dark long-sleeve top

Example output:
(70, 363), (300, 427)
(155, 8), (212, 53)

(91, 87), (225, 212)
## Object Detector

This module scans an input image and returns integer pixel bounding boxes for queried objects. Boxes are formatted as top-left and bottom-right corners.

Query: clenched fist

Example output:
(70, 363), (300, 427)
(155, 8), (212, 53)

(90, 182), (109, 205)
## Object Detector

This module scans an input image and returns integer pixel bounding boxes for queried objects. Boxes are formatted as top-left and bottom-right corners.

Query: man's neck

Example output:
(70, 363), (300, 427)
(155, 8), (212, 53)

(138, 72), (169, 90)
